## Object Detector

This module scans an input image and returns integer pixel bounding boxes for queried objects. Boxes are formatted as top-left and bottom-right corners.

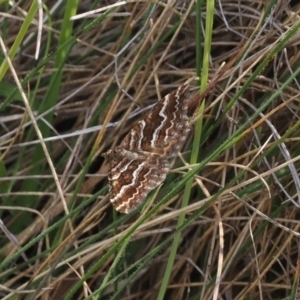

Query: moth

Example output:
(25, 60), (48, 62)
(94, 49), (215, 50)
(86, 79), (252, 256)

(103, 84), (191, 213)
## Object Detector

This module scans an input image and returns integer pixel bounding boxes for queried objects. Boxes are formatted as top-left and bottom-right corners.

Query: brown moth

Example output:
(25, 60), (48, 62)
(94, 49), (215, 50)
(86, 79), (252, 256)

(103, 84), (191, 213)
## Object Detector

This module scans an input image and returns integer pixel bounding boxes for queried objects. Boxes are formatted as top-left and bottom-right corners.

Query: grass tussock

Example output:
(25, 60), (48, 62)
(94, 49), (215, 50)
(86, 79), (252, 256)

(1, 0), (300, 299)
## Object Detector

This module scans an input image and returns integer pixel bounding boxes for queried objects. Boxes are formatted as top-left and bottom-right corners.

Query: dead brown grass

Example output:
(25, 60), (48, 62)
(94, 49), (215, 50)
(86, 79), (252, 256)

(1, 0), (300, 299)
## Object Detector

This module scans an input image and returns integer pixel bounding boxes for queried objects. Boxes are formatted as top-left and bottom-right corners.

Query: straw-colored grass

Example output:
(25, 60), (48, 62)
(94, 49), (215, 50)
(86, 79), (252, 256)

(1, 0), (300, 299)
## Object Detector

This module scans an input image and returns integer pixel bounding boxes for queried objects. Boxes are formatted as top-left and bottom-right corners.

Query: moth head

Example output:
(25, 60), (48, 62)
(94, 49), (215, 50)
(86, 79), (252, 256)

(102, 148), (127, 160)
